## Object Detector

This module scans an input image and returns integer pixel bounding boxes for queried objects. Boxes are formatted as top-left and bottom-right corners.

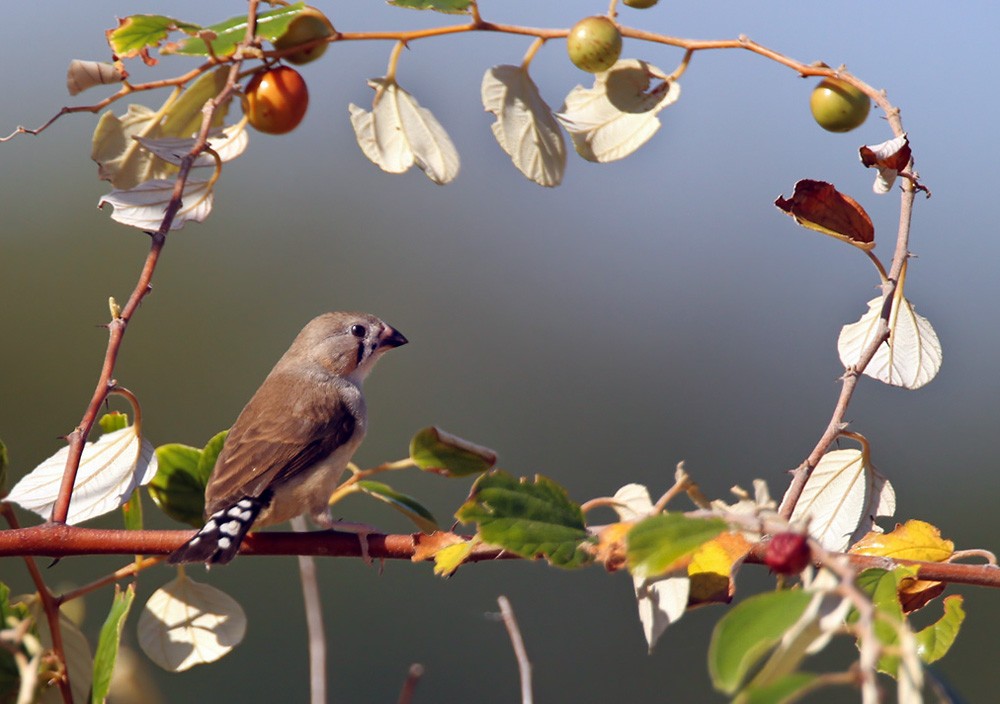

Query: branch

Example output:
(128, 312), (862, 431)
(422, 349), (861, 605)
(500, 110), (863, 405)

(0, 524), (997, 588)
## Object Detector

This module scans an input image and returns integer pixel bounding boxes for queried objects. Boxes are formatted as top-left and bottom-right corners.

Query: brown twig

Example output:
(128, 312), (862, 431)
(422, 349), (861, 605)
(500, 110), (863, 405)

(396, 664), (425, 704)
(49, 2), (260, 526)
(0, 523), (997, 588)
(0, 505), (73, 704)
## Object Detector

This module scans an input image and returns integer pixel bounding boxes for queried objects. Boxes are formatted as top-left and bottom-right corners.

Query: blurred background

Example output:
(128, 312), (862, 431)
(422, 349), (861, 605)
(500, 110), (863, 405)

(1, 2), (997, 701)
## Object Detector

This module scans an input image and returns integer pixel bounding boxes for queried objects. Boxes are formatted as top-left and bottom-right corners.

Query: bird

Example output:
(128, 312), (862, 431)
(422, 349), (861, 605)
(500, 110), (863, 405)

(168, 311), (408, 564)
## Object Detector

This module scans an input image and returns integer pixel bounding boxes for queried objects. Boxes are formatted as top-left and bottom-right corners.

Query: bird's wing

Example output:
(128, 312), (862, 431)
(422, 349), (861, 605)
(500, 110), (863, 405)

(204, 371), (357, 515)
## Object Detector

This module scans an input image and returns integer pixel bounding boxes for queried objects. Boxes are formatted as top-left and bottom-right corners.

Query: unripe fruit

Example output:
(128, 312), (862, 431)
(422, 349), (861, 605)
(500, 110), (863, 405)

(567, 16), (622, 74)
(244, 67), (309, 135)
(810, 78), (870, 133)
(624, 0), (659, 7)
(273, 6), (334, 65)
(764, 533), (811, 575)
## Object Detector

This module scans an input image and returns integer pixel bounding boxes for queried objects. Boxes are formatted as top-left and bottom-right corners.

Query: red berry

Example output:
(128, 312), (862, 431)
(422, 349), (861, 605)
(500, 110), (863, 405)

(764, 533), (811, 574)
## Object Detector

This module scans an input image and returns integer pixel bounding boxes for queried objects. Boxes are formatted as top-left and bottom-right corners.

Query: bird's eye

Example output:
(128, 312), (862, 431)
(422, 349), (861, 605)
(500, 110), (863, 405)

(350, 324), (367, 338)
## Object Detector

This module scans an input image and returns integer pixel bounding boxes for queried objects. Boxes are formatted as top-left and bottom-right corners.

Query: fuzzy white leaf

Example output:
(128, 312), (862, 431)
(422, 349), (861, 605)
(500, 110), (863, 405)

(788, 449), (896, 552)
(556, 59), (680, 163)
(635, 575), (690, 652)
(839, 296), (942, 390)
(7, 426), (157, 525)
(612, 484), (688, 650)
(133, 123), (249, 169)
(481, 65), (566, 187)
(98, 178), (214, 230)
(349, 78), (460, 184)
(67, 59), (121, 96)
(860, 134), (910, 194)
(138, 574), (246, 672)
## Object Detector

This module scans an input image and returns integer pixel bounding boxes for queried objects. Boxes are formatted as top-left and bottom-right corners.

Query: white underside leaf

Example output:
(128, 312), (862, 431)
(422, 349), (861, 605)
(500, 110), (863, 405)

(788, 449), (896, 552)
(839, 296), (942, 390)
(349, 78), (460, 184)
(612, 483), (689, 650)
(98, 177), (214, 230)
(133, 122), (249, 168)
(556, 59), (680, 163)
(6, 426), (157, 525)
(138, 573), (246, 672)
(481, 65), (566, 187)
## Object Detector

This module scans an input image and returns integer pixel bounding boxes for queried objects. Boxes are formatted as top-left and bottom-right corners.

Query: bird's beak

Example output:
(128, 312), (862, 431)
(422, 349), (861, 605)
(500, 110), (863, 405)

(379, 325), (408, 349)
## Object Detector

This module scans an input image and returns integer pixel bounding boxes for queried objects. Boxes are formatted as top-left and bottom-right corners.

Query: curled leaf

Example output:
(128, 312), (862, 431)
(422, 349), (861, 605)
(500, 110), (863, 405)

(775, 179), (874, 250)
(787, 448), (895, 552)
(838, 295), (942, 389)
(859, 134), (911, 194)
(409, 426), (496, 476)
(67, 60), (123, 96)
(482, 65), (566, 187)
(138, 573), (246, 672)
(6, 422), (157, 525)
(163, 3), (305, 57)
(556, 59), (680, 163)
(357, 480), (438, 533)
(98, 177), (214, 230)
(349, 78), (460, 184)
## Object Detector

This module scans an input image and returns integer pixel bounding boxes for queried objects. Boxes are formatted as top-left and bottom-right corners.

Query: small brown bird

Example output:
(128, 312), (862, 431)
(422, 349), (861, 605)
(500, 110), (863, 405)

(168, 312), (407, 564)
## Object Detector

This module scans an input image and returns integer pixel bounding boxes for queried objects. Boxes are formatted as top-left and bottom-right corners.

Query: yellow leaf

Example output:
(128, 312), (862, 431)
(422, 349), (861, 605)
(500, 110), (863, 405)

(850, 520), (954, 614)
(688, 532), (752, 604)
(433, 542), (474, 577)
(849, 519), (954, 562)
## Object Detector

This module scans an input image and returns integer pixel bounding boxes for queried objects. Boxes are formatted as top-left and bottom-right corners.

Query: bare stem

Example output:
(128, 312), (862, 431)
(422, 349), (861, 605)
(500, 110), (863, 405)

(497, 596), (533, 704)
(291, 516), (327, 704)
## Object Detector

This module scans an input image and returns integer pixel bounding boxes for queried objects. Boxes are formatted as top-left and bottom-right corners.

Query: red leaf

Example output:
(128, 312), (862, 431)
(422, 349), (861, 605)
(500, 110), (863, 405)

(775, 179), (875, 250)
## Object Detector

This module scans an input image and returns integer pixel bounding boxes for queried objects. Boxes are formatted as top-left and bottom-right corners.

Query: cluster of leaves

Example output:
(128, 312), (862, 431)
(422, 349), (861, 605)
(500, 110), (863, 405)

(0, 411), (970, 702)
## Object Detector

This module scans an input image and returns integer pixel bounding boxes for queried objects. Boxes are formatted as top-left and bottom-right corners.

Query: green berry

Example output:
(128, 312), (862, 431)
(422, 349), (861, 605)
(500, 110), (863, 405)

(567, 16), (623, 74)
(623, 0), (659, 7)
(809, 77), (870, 133)
(273, 6), (334, 66)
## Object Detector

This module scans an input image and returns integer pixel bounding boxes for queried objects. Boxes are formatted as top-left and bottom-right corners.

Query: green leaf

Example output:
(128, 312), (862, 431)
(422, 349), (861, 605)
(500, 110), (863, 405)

(98, 412), (129, 433)
(708, 590), (813, 695)
(160, 67), (231, 138)
(409, 426), (496, 476)
(165, 3), (305, 57)
(122, 487), (144, 531)
(388, 0), (473, 14)
(148, 443), (207, 527)
(91, 583), (136, 704)
(0, 439), (8, 496)
(626, 513), (727, 578)
(455, 470), (592, 568)
(735, 672), (822, 704)
(915, 594), (964, 664)
(357, 480), (438, 533)
(854, 566), (919, 676)
(107, 15), (201, 58)
(197, 430), (228, 484)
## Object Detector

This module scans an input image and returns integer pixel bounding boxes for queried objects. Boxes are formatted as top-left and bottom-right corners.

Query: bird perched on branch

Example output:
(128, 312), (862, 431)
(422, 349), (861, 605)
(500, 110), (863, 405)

(169, 311), (408, 564)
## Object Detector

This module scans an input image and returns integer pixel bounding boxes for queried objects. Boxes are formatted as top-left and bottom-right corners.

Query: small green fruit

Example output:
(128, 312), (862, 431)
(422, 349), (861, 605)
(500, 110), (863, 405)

(809, 77), (870, 133)
(273, 6), (334, 66)
(567, 16), (622, 74)
(623, 0), (659, 7)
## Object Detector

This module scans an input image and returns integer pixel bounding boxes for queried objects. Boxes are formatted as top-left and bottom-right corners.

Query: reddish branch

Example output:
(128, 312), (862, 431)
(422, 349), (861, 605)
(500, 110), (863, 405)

(0, 524), (997, 589)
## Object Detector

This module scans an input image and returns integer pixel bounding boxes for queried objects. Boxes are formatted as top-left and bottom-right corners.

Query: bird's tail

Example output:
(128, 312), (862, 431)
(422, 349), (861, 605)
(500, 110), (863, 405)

(168, 493), (270, 564)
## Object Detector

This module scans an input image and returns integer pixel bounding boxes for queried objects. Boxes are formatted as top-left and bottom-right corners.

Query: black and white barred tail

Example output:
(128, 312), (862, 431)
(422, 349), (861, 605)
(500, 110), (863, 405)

(168, 494), (270, 564)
